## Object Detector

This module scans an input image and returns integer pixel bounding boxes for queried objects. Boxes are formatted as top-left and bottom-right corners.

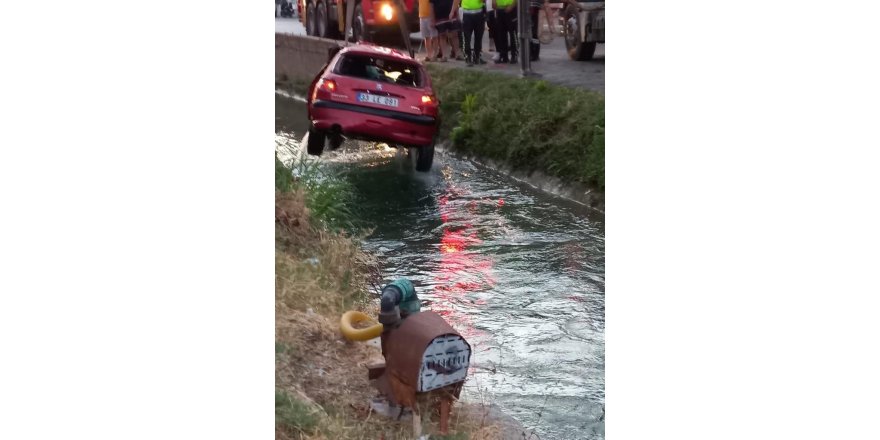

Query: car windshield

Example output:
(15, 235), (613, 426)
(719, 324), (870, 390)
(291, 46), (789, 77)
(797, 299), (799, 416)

(334, 54), (422, 88)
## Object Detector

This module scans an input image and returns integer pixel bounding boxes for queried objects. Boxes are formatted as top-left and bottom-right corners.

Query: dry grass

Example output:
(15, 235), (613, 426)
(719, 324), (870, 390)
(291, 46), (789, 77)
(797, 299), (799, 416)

(275, 190), (381, 315)
(275, 191), (505, 440)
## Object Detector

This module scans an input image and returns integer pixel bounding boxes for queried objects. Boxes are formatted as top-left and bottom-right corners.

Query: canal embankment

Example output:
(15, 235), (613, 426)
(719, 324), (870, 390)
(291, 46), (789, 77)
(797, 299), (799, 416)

(427, 64), (604, 211)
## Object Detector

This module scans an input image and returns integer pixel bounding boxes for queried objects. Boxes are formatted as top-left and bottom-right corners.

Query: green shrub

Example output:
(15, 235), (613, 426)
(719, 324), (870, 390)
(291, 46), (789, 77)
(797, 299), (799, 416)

(427, 65), (604, 190)
(275, 153), (294, 193)
(275, 139), (358, 232)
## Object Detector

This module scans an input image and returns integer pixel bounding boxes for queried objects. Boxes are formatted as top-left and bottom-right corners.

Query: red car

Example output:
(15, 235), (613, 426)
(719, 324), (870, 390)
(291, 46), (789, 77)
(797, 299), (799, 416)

(306, 43), (440, 172)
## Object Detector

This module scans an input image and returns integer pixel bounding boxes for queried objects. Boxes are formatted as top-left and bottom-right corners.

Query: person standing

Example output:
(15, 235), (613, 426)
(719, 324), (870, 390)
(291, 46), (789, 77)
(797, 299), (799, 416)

(419, 0), (439, 61)
(431, 0), (463, 62)
(486, 0), (497, 55)
(493, 0), (517, 64)
(459, 0), (486, 66)
(528, 0), (555, 61)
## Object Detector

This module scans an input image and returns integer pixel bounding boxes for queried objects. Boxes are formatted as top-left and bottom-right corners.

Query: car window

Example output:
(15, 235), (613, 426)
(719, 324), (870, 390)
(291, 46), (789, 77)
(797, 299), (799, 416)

(334, 54), (422, 88)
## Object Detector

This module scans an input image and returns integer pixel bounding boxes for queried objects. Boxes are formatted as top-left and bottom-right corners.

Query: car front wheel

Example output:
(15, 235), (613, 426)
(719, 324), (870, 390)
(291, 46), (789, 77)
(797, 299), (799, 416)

(328, 133), (343, 150)
(415, 143), (434, 172)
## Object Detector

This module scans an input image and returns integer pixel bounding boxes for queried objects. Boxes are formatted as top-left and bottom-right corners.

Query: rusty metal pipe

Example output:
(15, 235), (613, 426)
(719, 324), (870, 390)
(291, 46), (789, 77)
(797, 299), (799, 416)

(380, 285), (401, 313)
(378, 285), (402, 326)
(378, 278), (421, 326)
(439, 398), (451, 434)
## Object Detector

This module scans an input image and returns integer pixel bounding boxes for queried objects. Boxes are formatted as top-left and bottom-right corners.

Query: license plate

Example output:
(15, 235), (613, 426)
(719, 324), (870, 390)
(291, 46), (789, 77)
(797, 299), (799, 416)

(358, 93), (399, 108)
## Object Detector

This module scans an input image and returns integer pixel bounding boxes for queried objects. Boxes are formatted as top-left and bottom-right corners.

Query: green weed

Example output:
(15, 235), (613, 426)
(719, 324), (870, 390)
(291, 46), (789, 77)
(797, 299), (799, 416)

(432, 433), (469, 440)
(275, 137), (359, 233)
(427, 65), (605, 190)
(275, 341), (294, 355)
(275, 389), (319, 434)
(275, 153), (295, 193)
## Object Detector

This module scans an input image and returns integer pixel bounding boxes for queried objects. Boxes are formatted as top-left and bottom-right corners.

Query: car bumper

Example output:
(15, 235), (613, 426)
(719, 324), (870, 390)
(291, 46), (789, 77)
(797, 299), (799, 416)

(311, 100), (437, 147)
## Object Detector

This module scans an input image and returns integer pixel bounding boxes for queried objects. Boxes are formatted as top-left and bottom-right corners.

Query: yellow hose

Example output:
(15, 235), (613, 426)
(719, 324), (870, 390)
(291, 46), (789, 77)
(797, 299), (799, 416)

(339, 311), (384, 341)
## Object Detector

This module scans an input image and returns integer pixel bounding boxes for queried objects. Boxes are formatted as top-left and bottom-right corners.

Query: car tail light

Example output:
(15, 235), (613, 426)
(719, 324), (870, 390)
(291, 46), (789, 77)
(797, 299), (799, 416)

(312, 78), (337, 101)
(418, 94), (438, 116)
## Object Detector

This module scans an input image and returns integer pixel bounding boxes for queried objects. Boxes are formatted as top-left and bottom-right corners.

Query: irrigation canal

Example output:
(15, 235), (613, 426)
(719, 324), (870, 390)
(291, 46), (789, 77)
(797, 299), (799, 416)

(276, 92), (605, 439)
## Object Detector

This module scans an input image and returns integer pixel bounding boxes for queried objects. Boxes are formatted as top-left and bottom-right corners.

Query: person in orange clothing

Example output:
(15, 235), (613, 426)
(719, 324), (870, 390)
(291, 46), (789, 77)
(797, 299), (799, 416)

(419, 0), (439, 61)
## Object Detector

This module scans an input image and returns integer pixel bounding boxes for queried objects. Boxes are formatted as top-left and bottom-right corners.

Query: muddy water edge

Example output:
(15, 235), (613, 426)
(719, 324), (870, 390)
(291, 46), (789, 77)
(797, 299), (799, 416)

(277, 93), (605, 440)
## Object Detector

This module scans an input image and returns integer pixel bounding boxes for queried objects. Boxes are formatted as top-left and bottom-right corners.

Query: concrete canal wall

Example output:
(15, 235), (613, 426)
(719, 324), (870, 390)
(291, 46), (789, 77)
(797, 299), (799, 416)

(275, 33), (342, 82)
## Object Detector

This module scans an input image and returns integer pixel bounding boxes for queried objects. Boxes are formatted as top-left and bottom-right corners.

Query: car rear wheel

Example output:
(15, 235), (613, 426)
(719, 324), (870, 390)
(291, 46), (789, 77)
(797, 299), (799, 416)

(415, 143), (434, 172)
(307, 126), (325, 156)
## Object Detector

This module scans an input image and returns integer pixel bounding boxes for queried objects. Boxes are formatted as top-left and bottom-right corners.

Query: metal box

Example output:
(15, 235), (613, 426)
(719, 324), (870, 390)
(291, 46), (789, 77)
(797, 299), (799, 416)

(375, 311), (471, 407)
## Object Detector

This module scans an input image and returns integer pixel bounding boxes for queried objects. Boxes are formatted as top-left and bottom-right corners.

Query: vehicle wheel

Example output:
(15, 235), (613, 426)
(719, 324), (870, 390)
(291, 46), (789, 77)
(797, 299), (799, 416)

(577, 42), (597, 61)
(316, 1), (329, 38)
(305, 1), (316, 35)
(307, 126), (326, 156)
(563, 6), (596, 61)
(415, 143), (434, 172)
(329, 133), (343, 150)
(351, 2), (369, 42)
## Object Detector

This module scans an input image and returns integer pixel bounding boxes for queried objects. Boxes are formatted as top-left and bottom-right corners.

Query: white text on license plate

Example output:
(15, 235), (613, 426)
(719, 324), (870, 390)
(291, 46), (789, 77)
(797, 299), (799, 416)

(358, 93), (398, 107)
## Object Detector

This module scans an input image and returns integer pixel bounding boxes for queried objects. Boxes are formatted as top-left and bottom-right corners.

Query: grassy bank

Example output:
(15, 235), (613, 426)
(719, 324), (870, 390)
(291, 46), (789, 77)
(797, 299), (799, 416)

(275, 137), (503, 439)
(427, 65), (605, 191)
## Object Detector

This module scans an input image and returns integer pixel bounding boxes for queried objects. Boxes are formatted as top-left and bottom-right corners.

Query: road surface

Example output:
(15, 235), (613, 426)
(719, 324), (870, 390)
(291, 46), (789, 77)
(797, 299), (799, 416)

(275, 16), (604, 93)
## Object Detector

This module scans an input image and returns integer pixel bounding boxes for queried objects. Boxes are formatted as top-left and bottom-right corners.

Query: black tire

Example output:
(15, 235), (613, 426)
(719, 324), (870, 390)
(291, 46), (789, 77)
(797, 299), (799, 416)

(316, 1), (329, 38)
(307, 127), (325, 156)
(577, 42), (597, 60)
(305, 1), (316, 35)
(563, 6), (596, 61)
(415, 143), (434, 172)
(329, 133), (343, 150)
(351, 2), (369, 42)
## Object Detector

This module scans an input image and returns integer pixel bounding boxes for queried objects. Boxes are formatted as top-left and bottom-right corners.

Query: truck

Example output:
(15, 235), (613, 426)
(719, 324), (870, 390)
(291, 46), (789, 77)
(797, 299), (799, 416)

(561, 0), (604, 61)
(299, 0), (420, 43)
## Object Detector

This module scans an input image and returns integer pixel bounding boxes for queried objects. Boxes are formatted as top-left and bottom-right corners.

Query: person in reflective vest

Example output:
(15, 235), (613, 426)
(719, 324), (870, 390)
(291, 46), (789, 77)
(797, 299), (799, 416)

(458, 0), (487, 65)
(493, 0), (517, 64)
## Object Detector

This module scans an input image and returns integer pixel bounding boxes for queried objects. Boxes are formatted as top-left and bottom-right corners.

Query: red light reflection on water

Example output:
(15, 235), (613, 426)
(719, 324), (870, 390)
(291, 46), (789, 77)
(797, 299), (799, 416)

(428, 192), (500, 341)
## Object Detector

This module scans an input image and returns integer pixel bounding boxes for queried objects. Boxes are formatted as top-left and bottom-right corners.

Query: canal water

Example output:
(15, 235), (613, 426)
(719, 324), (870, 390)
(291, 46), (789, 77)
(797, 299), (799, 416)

(277, 93), (605, 439)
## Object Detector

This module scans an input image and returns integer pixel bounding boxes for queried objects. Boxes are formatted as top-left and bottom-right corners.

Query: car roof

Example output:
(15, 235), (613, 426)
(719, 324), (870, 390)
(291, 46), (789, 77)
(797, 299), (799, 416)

(338, 43), (417, 63)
